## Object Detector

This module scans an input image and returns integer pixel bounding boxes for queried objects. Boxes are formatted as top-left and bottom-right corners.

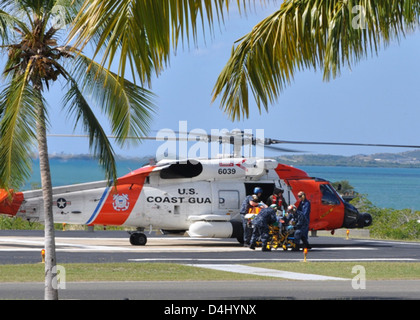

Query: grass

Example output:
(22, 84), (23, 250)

(1, 262), (420, 282)
(249, 262), (420, 280)
(0, 263), (268, 282)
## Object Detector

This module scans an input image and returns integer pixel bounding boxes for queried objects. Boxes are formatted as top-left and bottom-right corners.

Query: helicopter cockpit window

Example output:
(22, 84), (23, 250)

(160, 161), (203, 179)
(320, 184), (341, 205)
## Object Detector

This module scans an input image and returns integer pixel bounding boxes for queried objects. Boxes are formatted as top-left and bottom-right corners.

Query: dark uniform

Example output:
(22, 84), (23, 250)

(249, 207), (278, 251)
(266, 188), (288, 212)
(239, 194), (259, 245)
(294, 199), (311, 250)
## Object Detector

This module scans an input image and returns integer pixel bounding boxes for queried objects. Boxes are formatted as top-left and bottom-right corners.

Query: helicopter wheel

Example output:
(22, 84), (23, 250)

(129, 232), (147, 246)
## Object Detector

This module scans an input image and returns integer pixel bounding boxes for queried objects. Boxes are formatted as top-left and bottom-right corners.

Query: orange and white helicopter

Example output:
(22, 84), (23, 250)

(0, 129), (418, 245)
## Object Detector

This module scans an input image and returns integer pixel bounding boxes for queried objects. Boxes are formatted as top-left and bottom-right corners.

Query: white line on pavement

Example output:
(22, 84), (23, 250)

(186, 264), (349, 281)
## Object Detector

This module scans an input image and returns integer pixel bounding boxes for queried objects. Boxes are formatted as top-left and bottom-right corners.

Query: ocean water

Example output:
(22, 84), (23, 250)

(26, 158), (145, 188)
(24, 159), (420, 211)
(300, 166), (420, 211)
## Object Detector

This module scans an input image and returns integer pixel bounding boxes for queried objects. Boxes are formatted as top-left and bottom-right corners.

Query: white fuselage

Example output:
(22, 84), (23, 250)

(14, 158), (293, 238)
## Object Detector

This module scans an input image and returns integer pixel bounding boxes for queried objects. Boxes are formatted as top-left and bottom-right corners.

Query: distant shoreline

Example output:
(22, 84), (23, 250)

(29, 149), (420, 169)
(32, 153), (151, 162)
(276, 152), (420, 168)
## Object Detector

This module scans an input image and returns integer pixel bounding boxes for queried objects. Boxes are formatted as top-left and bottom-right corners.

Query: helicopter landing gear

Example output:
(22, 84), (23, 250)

(129, 232), (147, 246)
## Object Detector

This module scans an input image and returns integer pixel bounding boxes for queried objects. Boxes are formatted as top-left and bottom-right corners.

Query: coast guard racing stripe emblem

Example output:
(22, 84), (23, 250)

(86, 165), (155, 226)
(113, 194), (129, 211)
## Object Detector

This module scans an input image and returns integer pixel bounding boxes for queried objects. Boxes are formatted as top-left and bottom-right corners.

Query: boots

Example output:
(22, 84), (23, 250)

(261, 243), (271, 252)
(291, 243), (300, 251)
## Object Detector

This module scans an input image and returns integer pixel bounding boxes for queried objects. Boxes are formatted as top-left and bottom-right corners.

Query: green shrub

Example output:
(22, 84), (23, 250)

(351, 195), (420, 241)
(0, 216), (43, 230)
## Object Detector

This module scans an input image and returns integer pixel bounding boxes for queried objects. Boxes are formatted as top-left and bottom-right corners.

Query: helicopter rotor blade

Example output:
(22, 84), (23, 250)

(47, 134), (189, 142)
(47, 134), (420, 152)
(266, 139), (420, 149)
(263, 145), (304, 153)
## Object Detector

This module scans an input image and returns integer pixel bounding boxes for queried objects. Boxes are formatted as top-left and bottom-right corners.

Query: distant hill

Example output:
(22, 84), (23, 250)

(35, 150), (420, 168)
(276, 150), (420, 167)
(42, 153), (152, 162)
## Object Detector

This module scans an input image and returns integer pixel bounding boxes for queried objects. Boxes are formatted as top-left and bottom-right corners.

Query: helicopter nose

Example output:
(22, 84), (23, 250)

(0, 190), (24, 216)
(358, 212), (373, 227)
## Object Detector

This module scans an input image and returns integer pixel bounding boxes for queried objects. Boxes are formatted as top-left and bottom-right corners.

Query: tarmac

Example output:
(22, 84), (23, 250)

(2, 280), (420, 300)
(1, 229), (420, 300)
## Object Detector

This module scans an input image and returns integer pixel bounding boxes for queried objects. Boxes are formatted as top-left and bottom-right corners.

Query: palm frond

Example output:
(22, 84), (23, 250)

(213, 0), (420, 120)
(61, 53), (157, 182)
(62, 75), (117, 182)
(0, 68), (40, 190)
(0, 7), (33, 44)
(68, 0), (243, 85)
(69, 53), (157, 146)
(0, 9), (15, 43)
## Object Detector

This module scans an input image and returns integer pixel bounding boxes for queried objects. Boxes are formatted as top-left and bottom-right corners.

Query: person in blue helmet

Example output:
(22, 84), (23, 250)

(239, 186), (265, 246)
(249, 204), (278, 251)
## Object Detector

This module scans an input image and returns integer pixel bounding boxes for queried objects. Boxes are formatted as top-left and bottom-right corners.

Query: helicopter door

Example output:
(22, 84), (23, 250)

(285, 179), (320, 228)
(218, 190), (240, 210)
(286, 178), (344, 230)
(244, 182), (275, 203)
(318, 183), (345, 229)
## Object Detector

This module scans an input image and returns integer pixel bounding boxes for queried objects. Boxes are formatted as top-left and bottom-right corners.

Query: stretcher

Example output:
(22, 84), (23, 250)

(250, 219), (297, 251)
(267, 222), (296, 251)
(245, 208), (297, 251)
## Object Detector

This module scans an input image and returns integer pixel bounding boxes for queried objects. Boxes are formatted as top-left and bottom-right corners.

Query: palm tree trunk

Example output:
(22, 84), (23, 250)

(36, 101), (58, 300)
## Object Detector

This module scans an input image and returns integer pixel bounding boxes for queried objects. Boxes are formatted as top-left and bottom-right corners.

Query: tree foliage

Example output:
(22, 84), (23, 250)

(351, 193), (420, 240)
(213, 0), (420, 120)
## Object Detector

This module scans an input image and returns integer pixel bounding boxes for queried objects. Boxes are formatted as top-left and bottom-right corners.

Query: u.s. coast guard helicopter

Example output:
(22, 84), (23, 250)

(0, 128), (418, 245)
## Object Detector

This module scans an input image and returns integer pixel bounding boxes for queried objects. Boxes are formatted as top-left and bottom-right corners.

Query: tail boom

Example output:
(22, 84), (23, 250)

(0, 190), (24, 217)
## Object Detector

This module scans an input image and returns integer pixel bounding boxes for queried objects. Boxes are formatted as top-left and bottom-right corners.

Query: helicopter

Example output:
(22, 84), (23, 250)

(1, 128), (419, 245)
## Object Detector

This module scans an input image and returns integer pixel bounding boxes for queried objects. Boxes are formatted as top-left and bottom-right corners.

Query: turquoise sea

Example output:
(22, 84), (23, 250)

(25, 159), (420, 211)
(300, 166), (420, 211)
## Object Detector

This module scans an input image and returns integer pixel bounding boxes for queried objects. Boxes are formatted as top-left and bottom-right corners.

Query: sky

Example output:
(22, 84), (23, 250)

(43, 2), (420, 159)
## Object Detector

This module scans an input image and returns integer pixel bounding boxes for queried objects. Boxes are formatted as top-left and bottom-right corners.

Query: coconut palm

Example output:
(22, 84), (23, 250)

(212, 0), (420, 120)
(69, 0), (420, 120)
(0, 0), (155, 299)
(69, 0), (241, 87)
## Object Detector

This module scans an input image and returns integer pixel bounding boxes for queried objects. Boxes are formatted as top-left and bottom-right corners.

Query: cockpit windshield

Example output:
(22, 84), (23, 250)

(160, 160), (203, 179)
(320, 184), (341, 205)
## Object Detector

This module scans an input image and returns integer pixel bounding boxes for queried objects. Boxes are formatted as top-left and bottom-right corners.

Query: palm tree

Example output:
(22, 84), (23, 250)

(69, 0), (420, 119)
(212, 0), (420, 120)
(68, 0), (242, 88)
(0, 0), (155, 299)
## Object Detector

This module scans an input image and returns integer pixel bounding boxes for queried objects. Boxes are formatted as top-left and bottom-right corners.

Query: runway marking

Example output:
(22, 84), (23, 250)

(356, 239), (420, 246)
(0, 237), (377, 253)
(128, 258), (418, 262)
(0, 236), (418, 260)
(186, 264), (349, 281)
(0, 237), (244, 252)
(311, 247), (376, 251)
(0, 238), (134, 252)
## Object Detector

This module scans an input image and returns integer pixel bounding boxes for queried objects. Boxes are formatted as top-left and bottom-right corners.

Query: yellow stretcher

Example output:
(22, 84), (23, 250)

(267, 222), (296, 251)
(255, 221), (296, 251)
(245, 207), (296, 251)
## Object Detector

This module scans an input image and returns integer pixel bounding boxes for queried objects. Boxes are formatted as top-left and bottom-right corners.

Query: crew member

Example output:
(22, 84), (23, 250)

(239, 187), (264, 246)
(266, 188), (288, 212)
(294, 191), (311, 250)
(284, 205), (297, 227)
(249, 204), (278, 251)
